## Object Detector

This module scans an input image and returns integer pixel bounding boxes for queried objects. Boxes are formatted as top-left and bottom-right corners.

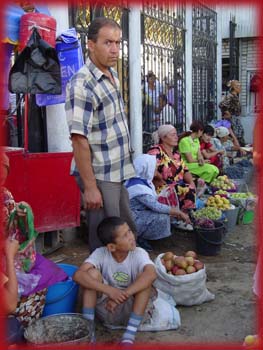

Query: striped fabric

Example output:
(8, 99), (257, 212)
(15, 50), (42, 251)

(121, 312), (143, 344)
(65, 57), (135, 182)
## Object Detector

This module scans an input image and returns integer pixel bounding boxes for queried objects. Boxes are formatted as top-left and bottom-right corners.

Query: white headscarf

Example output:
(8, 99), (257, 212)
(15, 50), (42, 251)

(152, 124), (175, 144)
(216, 126), (229, 138)
(125, 154), (157, 199)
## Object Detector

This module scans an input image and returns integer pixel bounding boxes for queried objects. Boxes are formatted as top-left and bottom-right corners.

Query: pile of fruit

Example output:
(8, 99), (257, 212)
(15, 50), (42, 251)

(230, 192), (256, 199)
(214, 189), (229, 197)
(194, 218), (215, 229)
(206, 194), (231, 210)
(161, 250), (204, 275)
(192, 207), (222, 221)
(211, 175), (236, 192)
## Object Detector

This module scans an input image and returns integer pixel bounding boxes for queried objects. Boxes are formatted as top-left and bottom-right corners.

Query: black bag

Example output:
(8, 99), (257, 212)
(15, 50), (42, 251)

(8, 27), (61, 94)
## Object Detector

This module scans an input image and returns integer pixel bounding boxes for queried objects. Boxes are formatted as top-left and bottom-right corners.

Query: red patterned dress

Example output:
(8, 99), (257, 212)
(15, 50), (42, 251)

(148, 144), (196, 211)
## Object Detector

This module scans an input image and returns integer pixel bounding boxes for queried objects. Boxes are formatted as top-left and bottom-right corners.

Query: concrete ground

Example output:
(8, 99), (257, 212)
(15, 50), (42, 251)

(47, 212), (258, 347)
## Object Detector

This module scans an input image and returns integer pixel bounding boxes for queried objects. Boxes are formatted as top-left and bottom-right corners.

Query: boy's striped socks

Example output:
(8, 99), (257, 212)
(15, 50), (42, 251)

(82, 307), (95, 321)
(121, 312), (143, 344)
(82, 307), (96, 342)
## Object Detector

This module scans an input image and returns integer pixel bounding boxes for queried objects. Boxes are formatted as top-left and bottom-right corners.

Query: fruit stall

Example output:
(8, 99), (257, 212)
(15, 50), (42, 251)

(186, 174), (257, 257)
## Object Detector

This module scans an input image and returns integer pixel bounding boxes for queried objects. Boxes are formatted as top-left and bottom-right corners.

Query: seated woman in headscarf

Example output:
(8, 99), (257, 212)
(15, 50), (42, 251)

(125, 154), (192, 251)
(1, 153), (68, 332)
(178, 121), (219, 184)
(147, 124), (196, 212)
(213, 126), (253, 179)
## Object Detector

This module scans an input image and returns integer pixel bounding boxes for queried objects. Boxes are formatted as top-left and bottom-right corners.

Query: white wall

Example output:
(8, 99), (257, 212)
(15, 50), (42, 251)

(218, 5), (258, 39)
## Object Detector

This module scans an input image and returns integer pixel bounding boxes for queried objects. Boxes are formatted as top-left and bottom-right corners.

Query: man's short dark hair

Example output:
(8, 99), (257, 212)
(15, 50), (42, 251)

(159, 94), (168, 104)
(97, 216), (126, 245)
(203, 125), (215, 136)
(88, 17), (121, 42)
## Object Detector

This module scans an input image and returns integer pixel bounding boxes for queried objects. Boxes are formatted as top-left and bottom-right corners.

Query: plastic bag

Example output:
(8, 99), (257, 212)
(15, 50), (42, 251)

(139, 289), (181, 331)
(154, 253), (215, 306)
(158, 184), (178, 207)
(16, 271), (41, 296)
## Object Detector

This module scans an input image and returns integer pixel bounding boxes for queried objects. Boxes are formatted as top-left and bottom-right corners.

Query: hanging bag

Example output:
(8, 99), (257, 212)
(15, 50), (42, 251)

(8, 27), (61, 94)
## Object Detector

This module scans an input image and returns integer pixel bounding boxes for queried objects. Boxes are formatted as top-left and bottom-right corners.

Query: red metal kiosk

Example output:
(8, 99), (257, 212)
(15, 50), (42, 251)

(4, 12), (80, 250)
(5, 98), (80, 246)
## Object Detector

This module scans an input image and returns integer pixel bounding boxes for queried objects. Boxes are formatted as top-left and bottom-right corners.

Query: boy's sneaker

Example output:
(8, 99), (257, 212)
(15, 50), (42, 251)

(120, 339), (134, 346)
(88, 321), (96, 343)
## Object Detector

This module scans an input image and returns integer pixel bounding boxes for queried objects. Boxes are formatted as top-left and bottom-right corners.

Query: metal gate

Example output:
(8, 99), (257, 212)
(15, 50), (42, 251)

(192, 2), (217, 123)
(229, 19), (239, 81)
(69, 2), (130, 114)
(141, 2), (186, 151)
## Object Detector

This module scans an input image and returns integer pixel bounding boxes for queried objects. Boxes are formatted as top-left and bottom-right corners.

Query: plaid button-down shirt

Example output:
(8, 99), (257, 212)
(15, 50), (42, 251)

(65, 57), (135, 182)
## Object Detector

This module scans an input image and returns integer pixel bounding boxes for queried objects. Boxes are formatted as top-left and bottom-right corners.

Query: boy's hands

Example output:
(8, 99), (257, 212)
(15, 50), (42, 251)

(105, 299), (118, 313)
(106, 286), (130, 304)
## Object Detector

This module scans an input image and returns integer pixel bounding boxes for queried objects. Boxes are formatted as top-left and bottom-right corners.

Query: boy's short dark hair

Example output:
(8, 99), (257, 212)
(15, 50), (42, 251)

(97, 216), (126, 245)
(88, 17), (121, 42)
(203, 125), (215, 136)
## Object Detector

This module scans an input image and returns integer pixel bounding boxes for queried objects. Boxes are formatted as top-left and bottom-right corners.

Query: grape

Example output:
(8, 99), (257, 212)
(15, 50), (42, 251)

(195, 218), (215, 229)
(192, 207), (222, 220)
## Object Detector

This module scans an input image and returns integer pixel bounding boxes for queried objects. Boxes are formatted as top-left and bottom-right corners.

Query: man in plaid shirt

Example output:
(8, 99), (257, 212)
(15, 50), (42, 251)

(65, 17), (136, 252)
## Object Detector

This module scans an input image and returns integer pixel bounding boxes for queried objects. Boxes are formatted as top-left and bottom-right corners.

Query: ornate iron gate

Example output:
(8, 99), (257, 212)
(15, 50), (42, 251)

(69, 2), (130, 114)
(141, 2), (186, 151)
(192, 2), (217, 123)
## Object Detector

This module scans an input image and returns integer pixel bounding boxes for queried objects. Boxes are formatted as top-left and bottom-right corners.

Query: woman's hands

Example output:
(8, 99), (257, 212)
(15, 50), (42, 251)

(198, 157), (205, 165)
(170, 208), (191, 224)
(16, 201), (31, 217)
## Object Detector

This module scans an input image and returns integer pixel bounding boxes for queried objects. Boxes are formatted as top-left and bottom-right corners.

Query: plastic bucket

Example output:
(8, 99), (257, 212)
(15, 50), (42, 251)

(223, 206), (239, 231)
(42, 264), (79, 317)
(195, 221), (226, 256)
(24, 313), (92, 345)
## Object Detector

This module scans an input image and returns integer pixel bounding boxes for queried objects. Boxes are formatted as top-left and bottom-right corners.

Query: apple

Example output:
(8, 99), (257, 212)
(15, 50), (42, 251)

(185, 250), (197, 259)
(171, 265), (179, 275)
(185, 256), (194, 266)
(186, 265), (196, 274)
(163, 252), (174, 261)
(175, 269), (186, 275)
(164, 259), (174, 271)
(174, 256), (188, 270)
(194, 261), (204, 271)
(244, 334), (258, 346)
